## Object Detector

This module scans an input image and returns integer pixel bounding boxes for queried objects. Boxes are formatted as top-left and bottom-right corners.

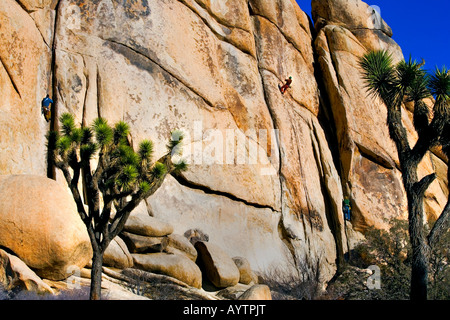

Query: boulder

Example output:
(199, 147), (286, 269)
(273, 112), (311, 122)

(232, 256), (254, 285)
(237, 284), (272, 300)
(132, 253), (202, 289)
(124, 214), (174, 237)
(184, 228), (210, 246)
(0, 249), (16, 290)
(120, 232), (166, 253)
(195, 241), (240, 288)
(6, 252), (54, 294)
(0, 175), (92, 280)
(163, 234), (198, 262)
(103, 237), (133, 269)
(217, 283), (251, 300)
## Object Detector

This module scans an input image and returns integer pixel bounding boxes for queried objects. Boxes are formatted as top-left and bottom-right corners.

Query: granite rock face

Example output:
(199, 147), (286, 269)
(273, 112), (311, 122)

(0, 0), (446, 286)
(0, 175), (92, 280)
(0, 0), (53, 176)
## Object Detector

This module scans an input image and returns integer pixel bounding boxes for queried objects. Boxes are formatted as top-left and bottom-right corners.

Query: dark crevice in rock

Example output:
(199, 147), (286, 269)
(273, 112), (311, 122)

(47, 0), (62, 180)
(309, 8), (350, 274)
(96, 64), (102, 119)
(81, 56), (89, 126)
(355, 142), (396, 170)
(171, 172), (278, 211)
(252, 69), (282, 175)
(310, 122), (345, 270)
(277, 217), (301, 277)
(349, 26), (393, 38)
(323, 32), (349, 97)
(14, 0), (36, 14)
(309, 15), (347, 196)
(0, 57), (22, 100)
(312, 45), (343, 182)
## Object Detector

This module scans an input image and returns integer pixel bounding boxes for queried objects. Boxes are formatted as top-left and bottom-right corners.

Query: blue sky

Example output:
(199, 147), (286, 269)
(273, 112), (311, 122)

(296, 0), (449, 72)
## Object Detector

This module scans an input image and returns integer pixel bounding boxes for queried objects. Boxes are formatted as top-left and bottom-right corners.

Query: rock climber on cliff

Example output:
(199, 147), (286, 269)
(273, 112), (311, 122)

(278, 76), (292, 94)
(343, 198), (351, 221)
(41, 94), (53, 122)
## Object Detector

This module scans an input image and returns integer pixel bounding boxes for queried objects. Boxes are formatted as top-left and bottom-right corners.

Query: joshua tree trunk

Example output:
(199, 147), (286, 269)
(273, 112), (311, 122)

(400, 147), (436, 300)
(90, 250), (104, 300)
(410, 243), (429, 300)
(389, 96), (432, 300)
(405, 178), (430, 300)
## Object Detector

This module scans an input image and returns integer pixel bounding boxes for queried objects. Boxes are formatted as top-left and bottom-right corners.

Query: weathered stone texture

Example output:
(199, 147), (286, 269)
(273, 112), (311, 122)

(0, 175), (92, 280)
(0, 0), (446, 288)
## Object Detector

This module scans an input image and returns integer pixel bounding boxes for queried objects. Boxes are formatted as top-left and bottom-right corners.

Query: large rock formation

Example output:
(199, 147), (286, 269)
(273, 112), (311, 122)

(0, 0), (52, 175)
(0, 0), (446, 288)
(0, 175), (92, 280)
(47, 0), (344, 281)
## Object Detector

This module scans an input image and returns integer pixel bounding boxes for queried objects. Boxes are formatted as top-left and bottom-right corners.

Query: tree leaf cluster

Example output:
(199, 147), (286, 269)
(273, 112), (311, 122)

(47, 113), (188, 252)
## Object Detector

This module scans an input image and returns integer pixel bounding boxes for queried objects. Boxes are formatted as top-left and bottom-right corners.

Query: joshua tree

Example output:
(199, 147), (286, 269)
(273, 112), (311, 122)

(359, 50), (450, 300)
(47, 113), (187, 300)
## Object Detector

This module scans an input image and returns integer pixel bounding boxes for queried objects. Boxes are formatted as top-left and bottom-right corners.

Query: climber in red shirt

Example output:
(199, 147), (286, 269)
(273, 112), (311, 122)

(279, 76), (292, 94)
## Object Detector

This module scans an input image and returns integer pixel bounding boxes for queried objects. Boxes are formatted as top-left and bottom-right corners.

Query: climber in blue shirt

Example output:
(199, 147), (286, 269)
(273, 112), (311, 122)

(41, 94), (53, 122)
(343, 198), (351, 221)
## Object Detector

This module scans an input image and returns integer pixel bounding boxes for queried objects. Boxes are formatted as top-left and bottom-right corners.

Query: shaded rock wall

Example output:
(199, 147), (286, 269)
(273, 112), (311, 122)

(0, 0), (446, 283)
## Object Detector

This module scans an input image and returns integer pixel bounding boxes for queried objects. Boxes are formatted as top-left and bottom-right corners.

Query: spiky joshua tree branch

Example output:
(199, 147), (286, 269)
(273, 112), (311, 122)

(47, 113), (187, 300)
